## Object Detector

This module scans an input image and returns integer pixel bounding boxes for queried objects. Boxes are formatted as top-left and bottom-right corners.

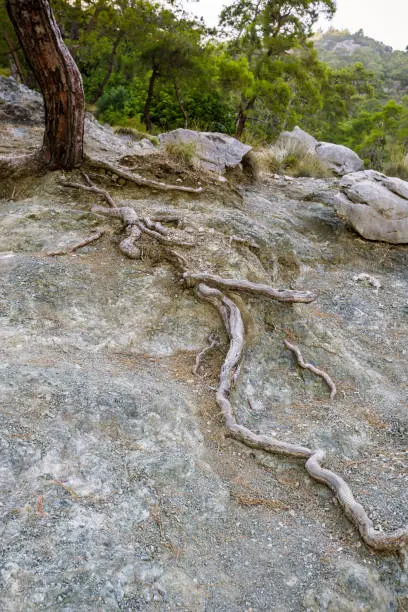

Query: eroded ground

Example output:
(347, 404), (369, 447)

(1, 125), (408, 610)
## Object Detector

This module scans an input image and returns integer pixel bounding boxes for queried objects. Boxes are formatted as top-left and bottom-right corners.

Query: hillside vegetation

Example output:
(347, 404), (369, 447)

(1, 2), (408, 175)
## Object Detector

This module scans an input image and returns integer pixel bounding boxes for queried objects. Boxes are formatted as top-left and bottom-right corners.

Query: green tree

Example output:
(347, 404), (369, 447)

(219, 0), (336, 137)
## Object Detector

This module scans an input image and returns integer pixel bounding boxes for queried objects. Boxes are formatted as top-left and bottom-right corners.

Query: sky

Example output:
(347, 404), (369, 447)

(183, 0), (408, 51)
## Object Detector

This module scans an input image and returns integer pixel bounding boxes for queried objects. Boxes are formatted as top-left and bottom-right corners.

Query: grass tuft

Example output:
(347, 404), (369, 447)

(254, 139), (333, 178)
(164, 140), (197, 167)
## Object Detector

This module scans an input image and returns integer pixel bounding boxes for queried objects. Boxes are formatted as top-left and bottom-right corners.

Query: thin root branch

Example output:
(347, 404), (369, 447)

(46, 229), (106, 256)
(193, 332), (219, 375)
(60, 174), (116, 208)
(284, 339), (337, 400)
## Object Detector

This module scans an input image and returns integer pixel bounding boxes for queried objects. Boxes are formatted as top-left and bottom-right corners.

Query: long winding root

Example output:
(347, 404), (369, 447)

(195, 282), (408, 553)
(58, 172), (407, 553)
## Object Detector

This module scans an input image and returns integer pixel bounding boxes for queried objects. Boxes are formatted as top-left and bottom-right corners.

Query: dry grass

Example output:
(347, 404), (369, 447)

(165, 140), (198, 167)
(254, 139), (333, 179)
(384, 146), (408, 180)
(114, 126), (159, 146)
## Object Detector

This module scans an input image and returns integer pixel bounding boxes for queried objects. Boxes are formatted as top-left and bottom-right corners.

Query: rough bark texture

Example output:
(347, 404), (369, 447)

(6, 0), (85, 169)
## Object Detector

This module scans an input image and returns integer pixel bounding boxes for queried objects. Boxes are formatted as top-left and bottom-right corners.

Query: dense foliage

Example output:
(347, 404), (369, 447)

(1, 2), (407, 173)
(313, 29), (408, 173)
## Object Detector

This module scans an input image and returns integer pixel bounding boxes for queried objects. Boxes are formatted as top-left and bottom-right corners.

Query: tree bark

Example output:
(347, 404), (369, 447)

(90, 29), (124, 104)
(144, 63), (159, 133)
(6, 0), (85, 170)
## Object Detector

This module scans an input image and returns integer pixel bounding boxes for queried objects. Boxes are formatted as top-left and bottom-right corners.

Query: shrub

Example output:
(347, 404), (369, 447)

(291, 153), (333, 178)
(253, 148), (282, 174)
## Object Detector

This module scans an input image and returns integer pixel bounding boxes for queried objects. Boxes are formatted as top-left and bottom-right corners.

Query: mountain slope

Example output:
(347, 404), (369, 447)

(315, 29), (408, 101)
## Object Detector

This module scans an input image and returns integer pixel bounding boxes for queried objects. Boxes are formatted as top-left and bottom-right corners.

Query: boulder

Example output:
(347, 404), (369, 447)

(274, 126), (318, 153)
(0, 76), (44, 125)
(159, 128), (251, 173)
(334, 170), (408, 243)
(315, 142), (363, 176)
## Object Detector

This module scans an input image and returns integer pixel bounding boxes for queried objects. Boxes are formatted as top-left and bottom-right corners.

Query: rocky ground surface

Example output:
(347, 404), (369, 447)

(1, 105), (408, 610)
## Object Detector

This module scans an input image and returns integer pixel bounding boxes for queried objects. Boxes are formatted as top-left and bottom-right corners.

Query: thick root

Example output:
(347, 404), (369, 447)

(85, 156), (203, 194)
(185, 272), (317, 303)
(195, 282), (408, 553)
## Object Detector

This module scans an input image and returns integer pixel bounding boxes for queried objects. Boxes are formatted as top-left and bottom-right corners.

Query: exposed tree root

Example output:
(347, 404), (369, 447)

(195, 282), (408, 553)
(54, 174), (407, 553)
(85, 156), (203, 194)
(60, 176), (194, 259)
(91, 205), (194, 258)
(192, 332), (219, 375)
(60, 174), (116, 208)
(284, 339), (337, 400)
(184, 272), (317, 304)
(46, 229), (106, 256)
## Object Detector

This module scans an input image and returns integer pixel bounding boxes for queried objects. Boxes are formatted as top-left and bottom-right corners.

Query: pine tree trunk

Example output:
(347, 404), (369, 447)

(144, 64), (159, 133)
(235, 107), (247, 139)
(235, 98), (256, 139)
(173, 76), (188, 129)
(90, 30), (124, 104)
(6, 0), (85, 170)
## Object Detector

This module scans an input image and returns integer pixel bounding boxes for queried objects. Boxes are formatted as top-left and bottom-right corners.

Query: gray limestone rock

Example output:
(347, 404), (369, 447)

(315, 142), (364, 176)
(0, 76), (44, 124)
(275, 125), (318, 153)
(159, 128), (252, 173)
(334, 170), (408, 243)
